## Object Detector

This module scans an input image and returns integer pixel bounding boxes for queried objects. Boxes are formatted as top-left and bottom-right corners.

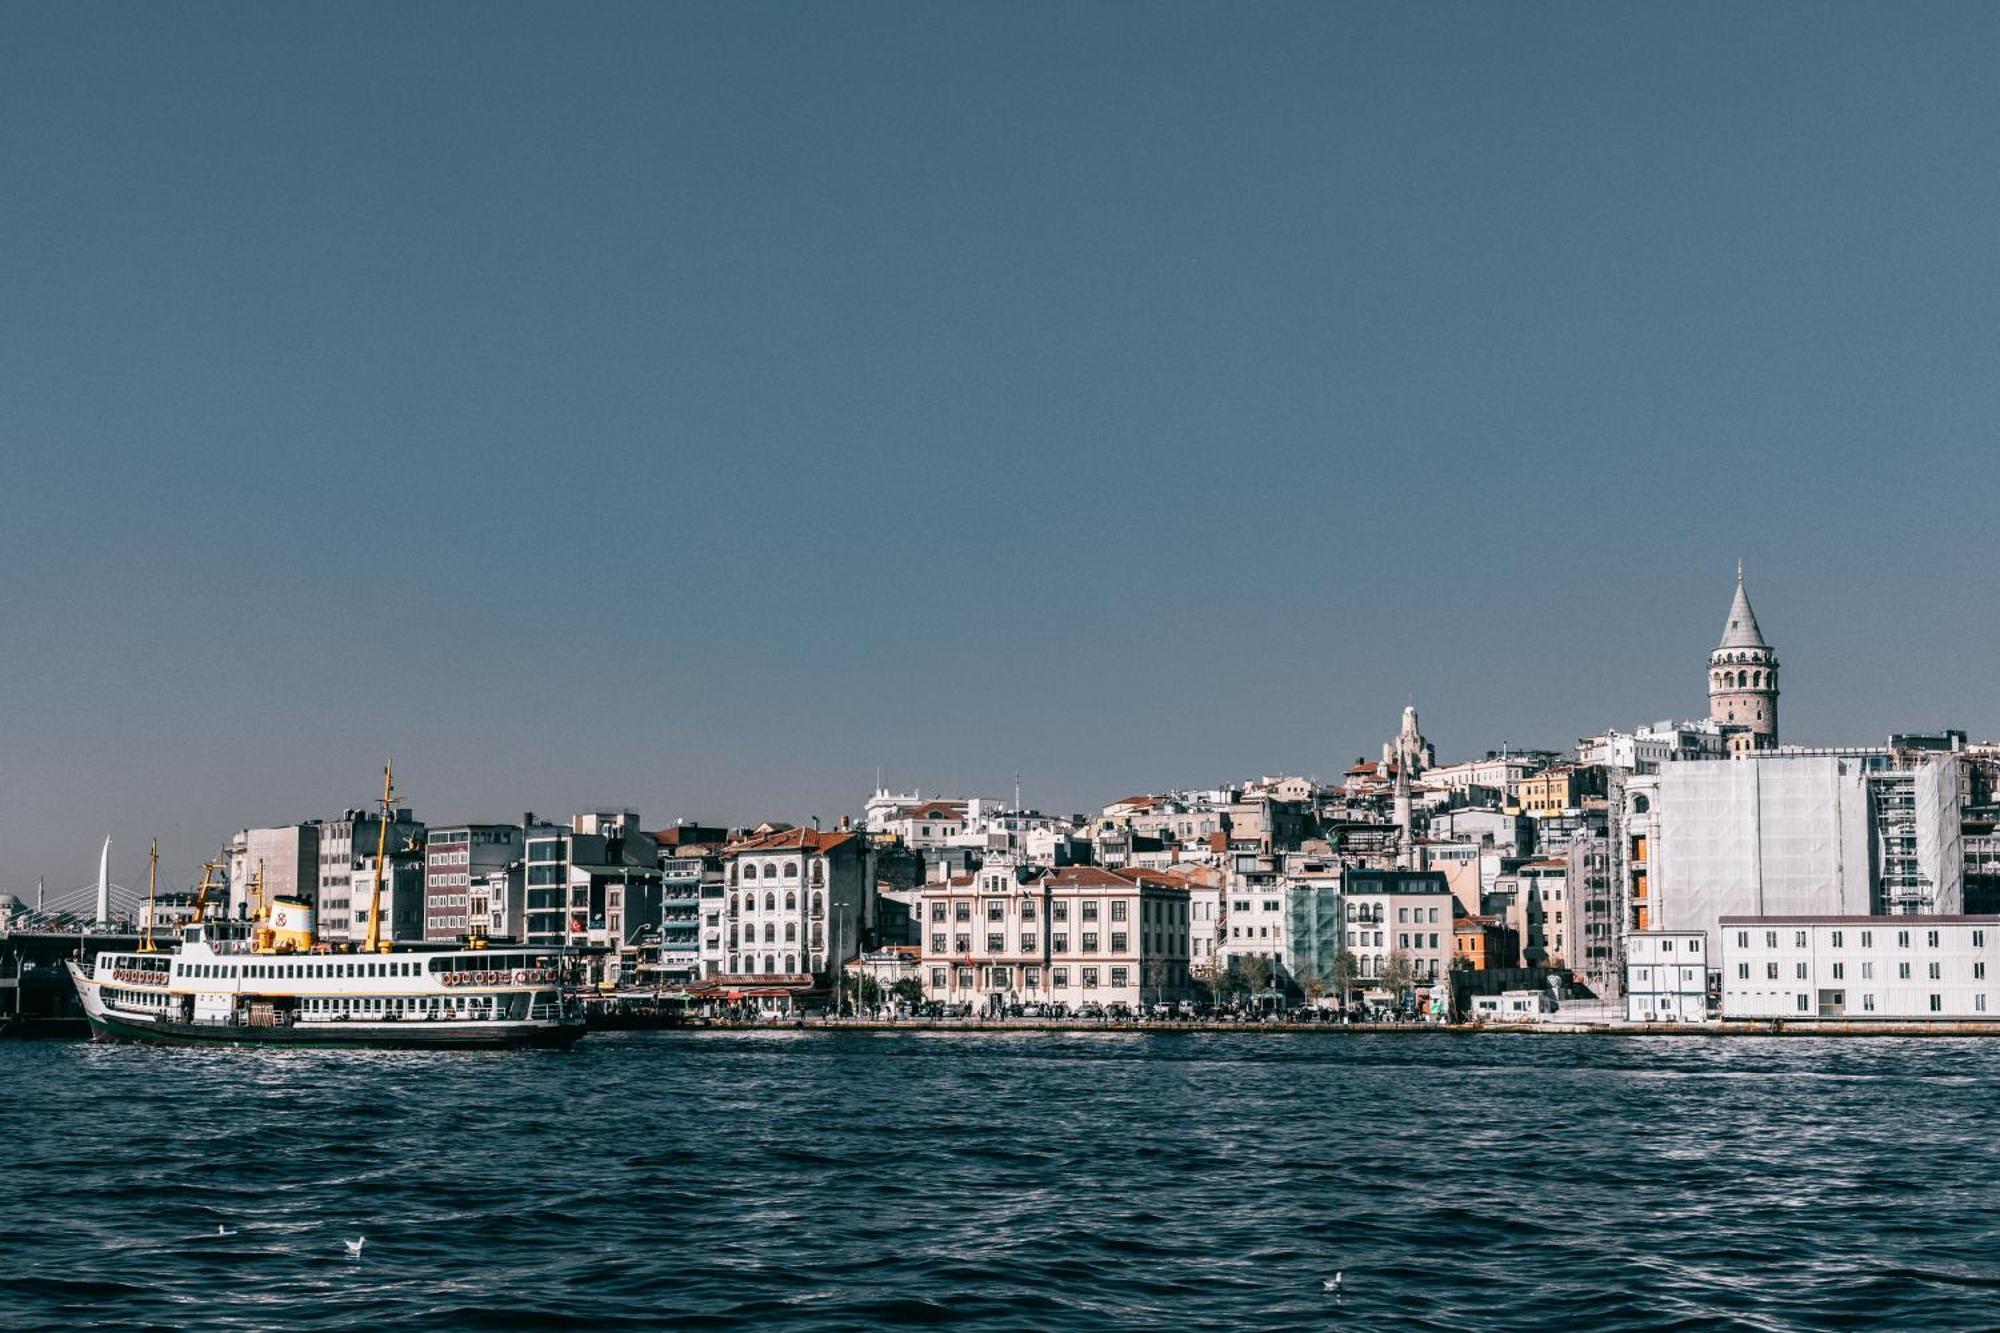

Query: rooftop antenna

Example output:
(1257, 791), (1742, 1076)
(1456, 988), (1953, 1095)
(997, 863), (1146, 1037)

(1014, 770), (1022, 812)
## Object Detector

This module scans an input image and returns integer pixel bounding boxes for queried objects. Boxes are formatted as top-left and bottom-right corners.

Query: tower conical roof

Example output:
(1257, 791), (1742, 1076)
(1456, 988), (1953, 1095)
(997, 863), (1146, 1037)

(1716, 562), (1768, 650)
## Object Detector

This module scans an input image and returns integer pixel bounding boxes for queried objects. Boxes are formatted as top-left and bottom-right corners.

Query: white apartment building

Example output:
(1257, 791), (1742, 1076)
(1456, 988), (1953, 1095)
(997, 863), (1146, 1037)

(1579, 720), (1728, 772)
(1216, 862), (1289, 975)
(917, 864), (1190, 1011)
(344, 854), (426, 944)
(467, 865), (524, 941)
(315, 806), (424, 939)
(719, 826), (876, 983)
(1424, 755), (1543, 795)
(1624, 930), (1709, 1022)
(1720, 916), (2000, 1020)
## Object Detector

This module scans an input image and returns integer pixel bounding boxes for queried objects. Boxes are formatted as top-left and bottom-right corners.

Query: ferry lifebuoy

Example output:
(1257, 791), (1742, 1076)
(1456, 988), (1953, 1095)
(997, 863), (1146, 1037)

(513, 969), (528, 984)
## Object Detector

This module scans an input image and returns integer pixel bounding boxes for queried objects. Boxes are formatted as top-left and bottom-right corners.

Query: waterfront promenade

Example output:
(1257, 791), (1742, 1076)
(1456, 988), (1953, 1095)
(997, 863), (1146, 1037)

(688, 1015), (2000, 1038)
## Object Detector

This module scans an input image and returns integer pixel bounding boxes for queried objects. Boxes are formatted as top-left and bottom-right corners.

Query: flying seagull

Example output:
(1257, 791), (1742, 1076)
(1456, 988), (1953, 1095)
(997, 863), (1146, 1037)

(1322, 1272), (1343, 1293)
(344, 1237), (366, 1259)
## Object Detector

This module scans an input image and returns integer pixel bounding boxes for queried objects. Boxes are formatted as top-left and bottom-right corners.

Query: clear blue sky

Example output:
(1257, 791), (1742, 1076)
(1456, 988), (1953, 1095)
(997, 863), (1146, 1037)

(4, 2), (1996, 893)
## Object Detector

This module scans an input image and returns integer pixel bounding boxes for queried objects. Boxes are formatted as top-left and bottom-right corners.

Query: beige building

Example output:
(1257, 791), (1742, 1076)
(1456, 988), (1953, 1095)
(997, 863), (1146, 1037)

(224, 823), (320, 922)
(1514, 766), (1605, 817)
(1341, 869), (1454, 1004)
(1491, 859), (1569, 968)
(918, 863), (1190, 1011)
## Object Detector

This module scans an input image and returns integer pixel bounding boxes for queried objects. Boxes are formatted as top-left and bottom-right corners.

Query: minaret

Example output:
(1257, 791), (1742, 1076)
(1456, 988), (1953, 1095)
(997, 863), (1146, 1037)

(1393, 756), (1414, 868)
(1708, 560), (1779, 755)
(1392, 703), (1420, 867)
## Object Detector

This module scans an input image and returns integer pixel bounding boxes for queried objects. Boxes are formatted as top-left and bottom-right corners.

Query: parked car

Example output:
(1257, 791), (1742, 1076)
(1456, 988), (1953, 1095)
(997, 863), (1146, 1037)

(1075, 1002), (1107, 1020)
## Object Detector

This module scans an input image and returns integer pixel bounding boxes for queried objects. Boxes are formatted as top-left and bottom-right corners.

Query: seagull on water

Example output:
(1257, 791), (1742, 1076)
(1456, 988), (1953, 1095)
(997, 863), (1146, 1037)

(344, 1237), (366, 1259)
(215, 1225), (237, 1237)
(1322, 1272), (1343, 1293)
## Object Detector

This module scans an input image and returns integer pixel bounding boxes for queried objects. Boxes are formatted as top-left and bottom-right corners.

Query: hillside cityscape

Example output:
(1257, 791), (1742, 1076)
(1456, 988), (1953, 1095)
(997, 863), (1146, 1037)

(9, 565), (1993, 1028)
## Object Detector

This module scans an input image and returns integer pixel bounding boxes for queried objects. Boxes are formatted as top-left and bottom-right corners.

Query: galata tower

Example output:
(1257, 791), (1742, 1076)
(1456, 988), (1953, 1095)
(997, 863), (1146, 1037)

(1708, 560), (1778, 755)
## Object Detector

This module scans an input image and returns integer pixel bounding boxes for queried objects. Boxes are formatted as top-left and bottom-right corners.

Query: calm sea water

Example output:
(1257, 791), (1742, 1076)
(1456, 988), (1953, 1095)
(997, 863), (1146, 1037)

(2, 1032), (1997, 1331)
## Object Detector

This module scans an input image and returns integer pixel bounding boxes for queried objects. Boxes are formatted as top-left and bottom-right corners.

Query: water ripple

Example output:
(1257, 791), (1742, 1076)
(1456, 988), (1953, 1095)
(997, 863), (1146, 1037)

(3, 1033), (1999, 1329)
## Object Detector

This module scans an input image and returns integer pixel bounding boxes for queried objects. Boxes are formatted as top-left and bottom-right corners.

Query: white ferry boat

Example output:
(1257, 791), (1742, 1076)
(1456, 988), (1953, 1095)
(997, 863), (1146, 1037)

(67, 766), (587, 1050)
(70, 923), (587, 1050)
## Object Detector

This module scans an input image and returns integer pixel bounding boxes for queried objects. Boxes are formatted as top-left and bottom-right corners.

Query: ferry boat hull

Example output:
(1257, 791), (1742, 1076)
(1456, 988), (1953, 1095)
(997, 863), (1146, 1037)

(77, 1000), (585, 1050)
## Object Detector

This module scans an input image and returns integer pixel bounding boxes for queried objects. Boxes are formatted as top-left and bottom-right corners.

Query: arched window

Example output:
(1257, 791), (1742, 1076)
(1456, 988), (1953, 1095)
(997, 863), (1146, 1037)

(744, 863), (758, 881)
(785, 891), (797, 911)
(785, 862), (798, 878)
(785, 922), (796, 942)
(764, 954), (776, 974)
(764, 892), (776, 911)
(811, 862), (824, 885)
(763, 922), (775, 942)
(729, 862), (739, 885)
(729, 894), (739, 914)
(811, 953), (824, 974)
(811, 892), (823, 916)
(784, 953), (796, 974)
